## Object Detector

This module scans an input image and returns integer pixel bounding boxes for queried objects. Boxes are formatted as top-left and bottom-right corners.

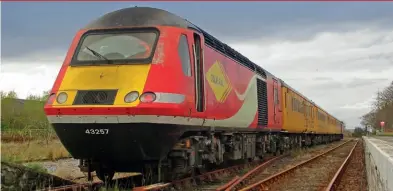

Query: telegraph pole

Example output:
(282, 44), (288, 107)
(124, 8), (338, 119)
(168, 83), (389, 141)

(377, 89), (381, 132)
(365, 124), (368, 136)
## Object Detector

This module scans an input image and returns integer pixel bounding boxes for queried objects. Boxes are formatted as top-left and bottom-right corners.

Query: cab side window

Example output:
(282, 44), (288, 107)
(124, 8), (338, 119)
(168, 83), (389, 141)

(178, 34), (191, 76)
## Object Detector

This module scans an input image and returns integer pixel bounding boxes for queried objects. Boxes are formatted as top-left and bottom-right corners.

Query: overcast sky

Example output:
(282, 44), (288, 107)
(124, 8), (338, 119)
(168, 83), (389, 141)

(1, 2), (393, 128)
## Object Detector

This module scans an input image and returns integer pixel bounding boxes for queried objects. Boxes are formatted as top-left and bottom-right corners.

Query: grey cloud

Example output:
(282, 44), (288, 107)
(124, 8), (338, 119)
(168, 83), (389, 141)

(334, 60), (392, 73)
(219, 19), (393, 44)
(345, 78), (389, 88)
(360, 35), (393, 49)
(312, 77), (334, 81)
(307, 80), (345, 91)
(2, 36), (70, 59)
(284, 77), (334, 82)
(266, 52), (393, 74)
(3, 2), (393, 59)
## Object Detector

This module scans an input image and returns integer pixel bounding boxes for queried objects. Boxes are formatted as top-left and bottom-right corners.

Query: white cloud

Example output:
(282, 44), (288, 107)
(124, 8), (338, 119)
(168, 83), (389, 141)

(1, 25), (392, 129)
(0, 50), (64, 98)
(231, 26), (393, 128)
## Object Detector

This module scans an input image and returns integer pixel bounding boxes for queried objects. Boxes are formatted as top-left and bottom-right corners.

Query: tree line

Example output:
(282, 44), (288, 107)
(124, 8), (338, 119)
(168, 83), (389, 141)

(0, 90), (50, 101)
(360, 81), (393, 132)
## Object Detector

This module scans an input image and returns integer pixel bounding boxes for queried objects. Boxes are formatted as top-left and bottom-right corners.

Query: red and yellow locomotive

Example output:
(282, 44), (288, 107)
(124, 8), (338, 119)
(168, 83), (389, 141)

(44, 7), (343, 183)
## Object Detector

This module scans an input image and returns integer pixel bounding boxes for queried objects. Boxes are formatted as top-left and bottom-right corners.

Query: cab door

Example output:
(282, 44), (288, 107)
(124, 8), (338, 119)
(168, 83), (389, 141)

(273, 79), (281, 125)
(192, 33), (205, 113)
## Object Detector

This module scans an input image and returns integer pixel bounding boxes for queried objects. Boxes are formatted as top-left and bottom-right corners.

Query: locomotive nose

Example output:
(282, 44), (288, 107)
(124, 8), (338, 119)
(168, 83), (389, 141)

(51, 64), (151, 107)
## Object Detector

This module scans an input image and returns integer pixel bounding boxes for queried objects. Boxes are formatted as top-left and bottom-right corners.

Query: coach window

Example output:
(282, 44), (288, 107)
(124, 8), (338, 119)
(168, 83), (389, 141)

(304, 104), (310, 116)
(178, 34), (191, 76)
(292, 97), (296, 112)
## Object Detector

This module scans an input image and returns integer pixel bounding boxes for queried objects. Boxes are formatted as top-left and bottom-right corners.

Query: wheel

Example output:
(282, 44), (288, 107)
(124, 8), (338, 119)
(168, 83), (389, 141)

(96, 165), (115, 183)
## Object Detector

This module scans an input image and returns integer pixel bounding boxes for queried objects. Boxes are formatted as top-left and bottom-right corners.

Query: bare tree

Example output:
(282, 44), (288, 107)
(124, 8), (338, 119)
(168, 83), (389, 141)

(361, 81), (393, 131)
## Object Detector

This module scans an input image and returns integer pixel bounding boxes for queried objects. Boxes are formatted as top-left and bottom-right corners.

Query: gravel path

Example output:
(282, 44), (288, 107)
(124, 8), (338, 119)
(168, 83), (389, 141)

(336, 140), (368, 191)
(267, 141), (357, 191)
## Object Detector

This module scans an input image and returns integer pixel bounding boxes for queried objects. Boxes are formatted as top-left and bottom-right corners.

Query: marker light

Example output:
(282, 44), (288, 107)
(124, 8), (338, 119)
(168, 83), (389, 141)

(140, 92), (156, 103)
(56, 92), (68, 104)
(46, 93), (56, 105)
(124, 91), (139, 103)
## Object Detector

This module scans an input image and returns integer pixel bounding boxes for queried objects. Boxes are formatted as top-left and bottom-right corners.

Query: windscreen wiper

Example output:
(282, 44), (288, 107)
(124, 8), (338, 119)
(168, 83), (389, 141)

(85, 46), (111, 63)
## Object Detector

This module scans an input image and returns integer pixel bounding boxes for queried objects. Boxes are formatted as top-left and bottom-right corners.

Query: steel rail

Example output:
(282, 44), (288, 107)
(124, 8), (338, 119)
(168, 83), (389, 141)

(132, 157), (276, 191)
(215, 176), (240, 191)
(324, 140), (359, 191)
(239, 139), (355, 191)
(46, 140), (353, 191)
(46, 160), (257, 191)
(46, 171), (141, 190)
(223, 155), (287, 191)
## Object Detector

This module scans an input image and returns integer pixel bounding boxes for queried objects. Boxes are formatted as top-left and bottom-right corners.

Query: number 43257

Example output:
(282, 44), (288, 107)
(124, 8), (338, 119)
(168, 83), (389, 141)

(85, 129), (109, 135)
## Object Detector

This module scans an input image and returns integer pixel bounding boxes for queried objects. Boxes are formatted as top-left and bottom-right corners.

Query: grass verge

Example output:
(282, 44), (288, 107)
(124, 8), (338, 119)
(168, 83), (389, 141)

(1, 139), (71, 163)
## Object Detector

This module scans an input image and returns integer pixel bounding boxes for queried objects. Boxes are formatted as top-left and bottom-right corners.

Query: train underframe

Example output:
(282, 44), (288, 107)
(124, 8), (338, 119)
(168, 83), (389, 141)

(70, 125), (343, 185)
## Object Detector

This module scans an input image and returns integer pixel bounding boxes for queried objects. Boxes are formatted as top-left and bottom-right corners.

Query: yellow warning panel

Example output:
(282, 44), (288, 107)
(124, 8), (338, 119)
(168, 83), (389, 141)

(206, 60), (232, 103)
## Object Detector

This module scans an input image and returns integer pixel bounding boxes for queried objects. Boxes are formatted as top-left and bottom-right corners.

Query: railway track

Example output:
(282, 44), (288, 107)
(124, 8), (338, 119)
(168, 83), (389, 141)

(132, 158), (269, 191)
(132, 140), (347, 191)
(44, 140), (349, 191)
(235, 139), (358, 191)
(44, 158), (264, 191)
(329, 139), (367, 191)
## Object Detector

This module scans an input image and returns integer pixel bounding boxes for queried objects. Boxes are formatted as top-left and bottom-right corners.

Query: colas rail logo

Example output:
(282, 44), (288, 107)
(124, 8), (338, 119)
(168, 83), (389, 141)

(206, 60), (232, 103)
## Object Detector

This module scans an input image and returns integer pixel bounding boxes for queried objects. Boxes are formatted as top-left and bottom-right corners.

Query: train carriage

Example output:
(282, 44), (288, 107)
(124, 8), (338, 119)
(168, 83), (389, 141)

(44, 7), (343, 183)
(280, 81), (342, 145)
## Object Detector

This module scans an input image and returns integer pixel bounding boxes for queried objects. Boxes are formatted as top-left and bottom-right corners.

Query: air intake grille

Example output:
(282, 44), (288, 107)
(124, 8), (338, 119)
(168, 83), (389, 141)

(73, 90), (117, 105)
(257, 79), (268, 127)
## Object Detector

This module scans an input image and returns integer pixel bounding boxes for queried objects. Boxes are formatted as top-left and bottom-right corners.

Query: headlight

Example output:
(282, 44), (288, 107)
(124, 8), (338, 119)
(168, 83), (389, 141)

(140, 92), (156, 103)
(56, 92), (68, 104)
(124, 91), (139, 103)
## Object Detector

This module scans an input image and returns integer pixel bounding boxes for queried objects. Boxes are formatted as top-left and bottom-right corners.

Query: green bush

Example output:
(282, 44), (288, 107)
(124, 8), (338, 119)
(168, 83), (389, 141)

(1, 90), (55, 142)
(24, 163), (48, 173)
(1, 98), (49, 129)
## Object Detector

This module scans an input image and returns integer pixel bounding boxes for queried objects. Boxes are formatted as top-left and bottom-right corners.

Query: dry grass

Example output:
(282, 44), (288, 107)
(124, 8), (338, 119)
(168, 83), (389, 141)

(289, 147), (312, 158)
(1, 139), (71, 163)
